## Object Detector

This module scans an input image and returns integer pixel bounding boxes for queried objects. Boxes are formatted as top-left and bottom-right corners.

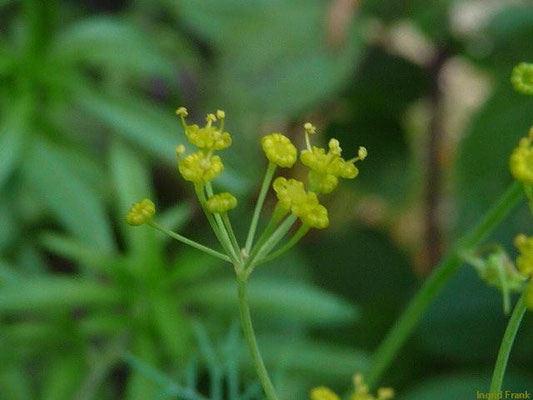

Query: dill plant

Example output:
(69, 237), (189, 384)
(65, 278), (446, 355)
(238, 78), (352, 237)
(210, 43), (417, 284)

(127, 107), (367, 399)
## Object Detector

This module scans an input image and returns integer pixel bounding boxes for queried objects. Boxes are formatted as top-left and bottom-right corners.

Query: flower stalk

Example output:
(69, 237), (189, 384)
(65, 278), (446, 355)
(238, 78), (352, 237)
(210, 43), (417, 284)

(490, 291), (527, 394)
(126, 109), (367, 399)
(366, 181), (523, 388)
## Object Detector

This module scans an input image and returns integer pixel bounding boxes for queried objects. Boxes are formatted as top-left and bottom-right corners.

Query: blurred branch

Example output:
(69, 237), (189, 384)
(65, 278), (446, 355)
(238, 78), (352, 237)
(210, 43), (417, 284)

(367, 182), (523, 388)
(424, 49), (450, 271)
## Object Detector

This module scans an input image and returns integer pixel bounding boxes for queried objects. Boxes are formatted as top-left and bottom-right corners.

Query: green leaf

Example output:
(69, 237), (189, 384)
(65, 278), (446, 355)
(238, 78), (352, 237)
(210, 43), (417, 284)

(73, 86), (179, 161)
(51, 17), (175, 79)
(41, 353), (86, 400)
(150, 294), (191, 362)
(40, 232), (117, 275)
(257, 335), (369, 382)
(0, 365), (33, 400)
(178, 0), (365, 116)
(184, 278), (358, 326)
(125, 338), (163, 400)
(157, 203), (192, 241)
(0, 98), (30, 189)
(0, 277), (122, 313)
(0, 259), (22, 285)
(109, 140), (161, 263)
(23, 138), (114, 251)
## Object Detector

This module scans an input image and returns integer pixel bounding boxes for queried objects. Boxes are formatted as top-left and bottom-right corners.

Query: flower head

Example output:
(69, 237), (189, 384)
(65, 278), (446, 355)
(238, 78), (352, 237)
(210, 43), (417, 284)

(300, 124), (366, 194)
(273, 177), (329, 229)
(350, 374), (394, 400)
(126, 199), (155, 226)
(261, 133), (297, 168)
(310, 387), (340, 400)
(510, 128), (533, 186)
(515, 234), (533, 276)
(273, 177), (308, 210)
(177, 108), (232, 151)
(206, 192), (238, 213)
(511, 63), (533, 95)
(178, 151), (224, 183)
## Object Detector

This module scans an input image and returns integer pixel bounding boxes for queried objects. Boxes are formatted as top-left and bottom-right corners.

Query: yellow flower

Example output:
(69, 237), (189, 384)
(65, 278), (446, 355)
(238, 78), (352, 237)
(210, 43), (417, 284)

(126, 199), (155, 226)
(310, 387), (340, 400)
(273, 177), (329, 229)
(177, 108), (232, 151)
(178, 151), (224, 183)
(510, 128), (533, 186)
(511, 63), (533, 95)
(515, 234), (533, 277)
(206, 192), (237, 213)
(308, 170), (339, 194)
(261, 133), (297, 168)
(300, 125), (366, 194)
(185, 124), (232, 151)
(273, 177), (307, 210)
(350, 374), (394, 400)
(292, 192), (329, 229)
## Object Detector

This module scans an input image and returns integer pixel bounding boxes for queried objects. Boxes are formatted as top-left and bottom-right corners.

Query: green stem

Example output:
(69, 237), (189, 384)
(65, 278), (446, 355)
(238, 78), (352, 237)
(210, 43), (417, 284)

(366, 181), (523, 388)
(221, 213), (241, 257)
(245, 162), (277, 254)
(237, 276), (279, 400)
(205, 182), (240, 263)
(149, 222), (231, 263)
(246, 215), (297, 275)
(256, 224), (310, 265)
(195, 184), (238, 263)
(490, 291), (528, 394)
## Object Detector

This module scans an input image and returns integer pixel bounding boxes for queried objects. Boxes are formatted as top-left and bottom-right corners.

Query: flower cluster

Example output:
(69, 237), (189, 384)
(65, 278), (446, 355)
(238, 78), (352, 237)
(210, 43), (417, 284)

(206, 192), (237, 214)
(510, 127), (533, 186)
(261, 133), (297, 168)
(175, 108), (230, 184)
(511, 62), (533, 96)
(515, 234), (533, 309)
(263, 123), (366, 229)
(273, 177), (329, 229)
(125, 199), (155, 226)
(310, 374), (394, 400)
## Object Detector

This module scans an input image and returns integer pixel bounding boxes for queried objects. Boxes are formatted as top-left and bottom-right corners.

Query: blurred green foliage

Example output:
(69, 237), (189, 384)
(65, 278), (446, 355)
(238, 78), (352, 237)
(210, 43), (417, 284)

(1, 0), (533, 398)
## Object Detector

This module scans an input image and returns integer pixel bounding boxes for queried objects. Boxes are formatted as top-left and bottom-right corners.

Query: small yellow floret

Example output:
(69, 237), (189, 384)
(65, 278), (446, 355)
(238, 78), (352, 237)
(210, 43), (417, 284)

(511, 63), (533, 95)
(304, 122), (317, 134)
(176, 107), (188, 117)
(273, 177), (329, 229)
(177, 107), (232, 151)
(126, 199), (155, 226)
(273, 177), (307, 210)
(301, 143), (361, 194)
(358, 146), (368, 160)
(176, 144), (186, 156)
(310, 387), (340, 400)
(350, 374), (394, 400)
(178, 151), (224, 183)
(185, 124), (232, 150)
(377, 388), (395, 400)
(206, 192), (237, 213)
(515, 234), (533, 276)
(261, 133), (298, 168)
(510, 129), (533, 185)
(295, 196), (329, 229)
